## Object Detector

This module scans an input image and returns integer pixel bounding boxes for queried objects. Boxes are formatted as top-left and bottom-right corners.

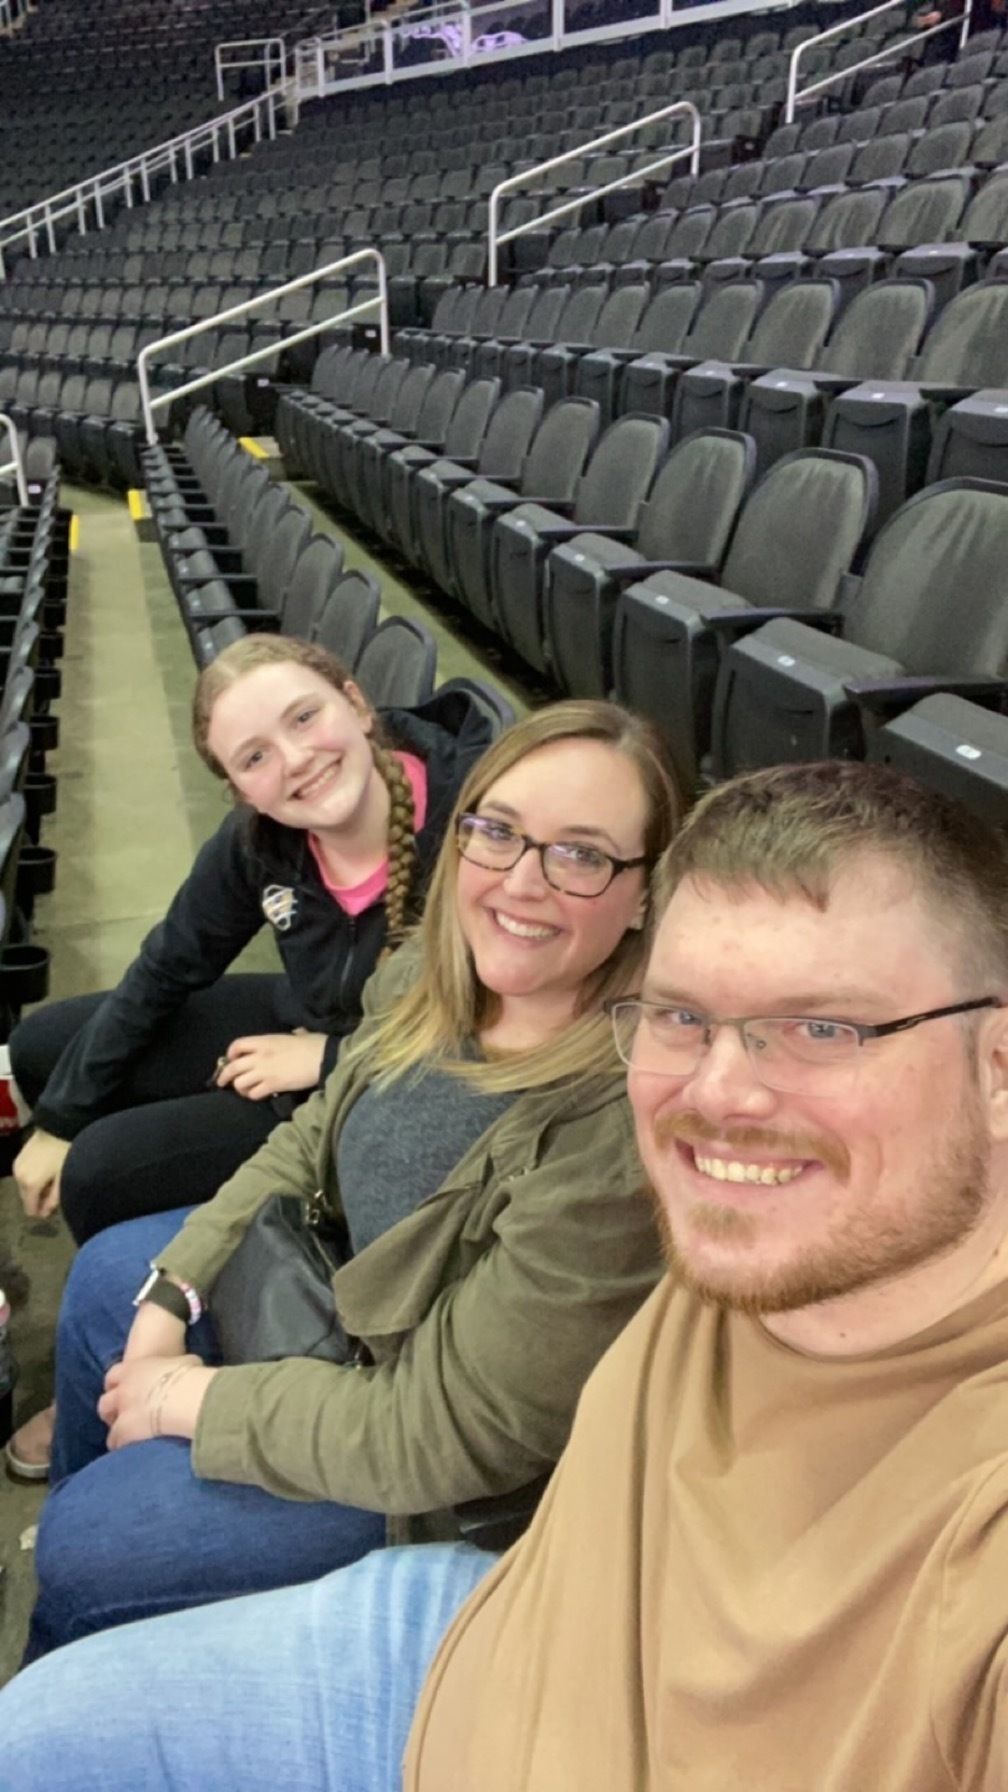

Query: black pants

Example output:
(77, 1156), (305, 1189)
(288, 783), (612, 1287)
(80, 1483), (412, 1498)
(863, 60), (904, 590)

(10, 975), (293, 1246)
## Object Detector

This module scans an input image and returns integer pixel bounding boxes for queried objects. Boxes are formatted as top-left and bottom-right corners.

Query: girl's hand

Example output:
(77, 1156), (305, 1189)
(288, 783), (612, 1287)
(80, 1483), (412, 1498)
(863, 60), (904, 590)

(99, 1354), (217, 1449)
(13, 1129), (71, 1218)
(214, 1031), (326, 1100)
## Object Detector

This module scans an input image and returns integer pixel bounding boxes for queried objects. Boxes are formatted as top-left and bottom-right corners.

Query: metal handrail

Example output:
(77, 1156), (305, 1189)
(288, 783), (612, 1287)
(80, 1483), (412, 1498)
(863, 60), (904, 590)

(137, 248), (389, 446)
(487, 101), (701, 287)
(214, 35), (287, 101)
(0, 415), (28, 507)
(0, 83), (293, 275)
(785, 0), (973, 122)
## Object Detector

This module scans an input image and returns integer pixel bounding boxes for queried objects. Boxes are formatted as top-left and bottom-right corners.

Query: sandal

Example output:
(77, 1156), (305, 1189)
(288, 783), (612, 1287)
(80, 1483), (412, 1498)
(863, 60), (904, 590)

(5, 1401), (54, 1482)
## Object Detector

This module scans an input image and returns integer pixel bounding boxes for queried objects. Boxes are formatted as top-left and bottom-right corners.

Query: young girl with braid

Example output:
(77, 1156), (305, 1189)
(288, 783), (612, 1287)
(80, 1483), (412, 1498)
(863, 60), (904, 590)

(6, 634), (493, 1479)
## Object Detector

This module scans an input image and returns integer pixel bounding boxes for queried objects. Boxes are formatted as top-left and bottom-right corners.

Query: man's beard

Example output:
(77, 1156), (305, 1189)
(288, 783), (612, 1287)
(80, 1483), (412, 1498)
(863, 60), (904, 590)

(647, 1096), (992, 1316)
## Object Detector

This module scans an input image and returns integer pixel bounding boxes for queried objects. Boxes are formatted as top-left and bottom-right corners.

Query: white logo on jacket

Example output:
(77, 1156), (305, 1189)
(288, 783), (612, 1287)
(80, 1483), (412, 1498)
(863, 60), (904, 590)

(262, 885), (298, 932)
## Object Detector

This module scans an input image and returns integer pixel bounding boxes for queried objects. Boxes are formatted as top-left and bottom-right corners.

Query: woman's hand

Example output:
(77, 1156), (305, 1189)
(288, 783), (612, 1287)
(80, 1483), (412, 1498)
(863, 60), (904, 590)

(99, 1353), (218, 1449)
(13, 1129), (71, 1218)
(123, 1300), (188, 1365)
(214, 1031), (327, 1100)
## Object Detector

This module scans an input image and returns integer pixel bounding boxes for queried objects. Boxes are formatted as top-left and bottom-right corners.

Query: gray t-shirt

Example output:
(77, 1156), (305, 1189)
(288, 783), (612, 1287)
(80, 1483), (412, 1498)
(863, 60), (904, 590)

(336, 1057), (519, 1257)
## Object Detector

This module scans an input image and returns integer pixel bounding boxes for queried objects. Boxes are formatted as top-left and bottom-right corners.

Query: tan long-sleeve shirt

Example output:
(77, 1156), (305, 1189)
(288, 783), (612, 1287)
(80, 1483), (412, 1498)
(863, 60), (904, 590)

(407, 1275), (1008, 1791)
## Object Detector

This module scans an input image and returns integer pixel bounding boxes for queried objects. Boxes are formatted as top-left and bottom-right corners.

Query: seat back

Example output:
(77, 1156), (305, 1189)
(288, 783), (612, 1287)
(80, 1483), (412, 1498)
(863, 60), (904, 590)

(411, 368), (466, 448)
(681, 281), (764, 362)
(744, 279), (837, 369)
(282, 535), (345, 640)
(915, 281), (1008, 386)
(441, 377), (500, 461)
(312, 568), (381, 666)
(572, 413), (670, 527)
(627, 283), (699, 353)
(254, 504), (314, 610)
(476, 386), (545, 480)
(844, 479), (1008, 673)
(722, 448), (877, 608)
(821, 278), (933, 379)
(520, 397), (600, 503)
(635, 427), (757, 563)
(354, 615), (437, 709)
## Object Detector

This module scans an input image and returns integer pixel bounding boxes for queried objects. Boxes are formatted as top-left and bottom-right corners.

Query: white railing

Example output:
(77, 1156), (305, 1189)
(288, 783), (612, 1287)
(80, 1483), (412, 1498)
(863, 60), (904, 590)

(785, 0), (974, 122)
(488, 101), (701, 286)
(215, 35), (287, 101)
(0, 415), (28, 507)
(296, 0), (798, 98)
(137, 248), (389, 446)
(0, 83), (295, 279)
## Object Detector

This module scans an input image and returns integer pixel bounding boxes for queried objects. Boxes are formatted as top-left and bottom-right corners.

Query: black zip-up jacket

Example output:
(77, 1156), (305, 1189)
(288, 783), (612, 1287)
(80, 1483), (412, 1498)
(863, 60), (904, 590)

(33, 689), (494, 1141)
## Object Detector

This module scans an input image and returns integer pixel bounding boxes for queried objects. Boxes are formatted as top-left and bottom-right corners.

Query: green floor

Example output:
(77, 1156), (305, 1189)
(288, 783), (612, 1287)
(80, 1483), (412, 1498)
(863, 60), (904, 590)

(0, 464), (534, 1681)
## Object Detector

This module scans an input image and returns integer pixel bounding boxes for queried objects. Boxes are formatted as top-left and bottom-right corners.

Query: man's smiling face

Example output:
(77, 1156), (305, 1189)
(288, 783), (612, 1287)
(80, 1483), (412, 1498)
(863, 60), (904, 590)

(630, 853), (994, 1315)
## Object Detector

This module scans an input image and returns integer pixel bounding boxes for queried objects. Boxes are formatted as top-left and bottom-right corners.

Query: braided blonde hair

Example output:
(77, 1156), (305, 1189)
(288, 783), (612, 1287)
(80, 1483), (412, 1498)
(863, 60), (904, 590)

(192, 634), (421, 943)
(371, 740), (416, 951)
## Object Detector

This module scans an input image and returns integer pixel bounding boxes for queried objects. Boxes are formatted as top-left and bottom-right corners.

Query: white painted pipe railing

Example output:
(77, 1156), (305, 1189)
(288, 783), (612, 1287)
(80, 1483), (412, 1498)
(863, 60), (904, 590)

(0, 83), (295, 278)
(214, 35), (287, 101)
(488, 101), (701, 287)
(0, 415), (28, 507)
(137, 248), (389, 446)
(785, 0), (974, 122)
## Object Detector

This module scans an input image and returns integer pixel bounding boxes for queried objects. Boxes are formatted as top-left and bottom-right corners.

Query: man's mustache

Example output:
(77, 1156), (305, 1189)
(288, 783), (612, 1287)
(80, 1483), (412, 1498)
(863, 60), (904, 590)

(653, 1109), (850, 1182)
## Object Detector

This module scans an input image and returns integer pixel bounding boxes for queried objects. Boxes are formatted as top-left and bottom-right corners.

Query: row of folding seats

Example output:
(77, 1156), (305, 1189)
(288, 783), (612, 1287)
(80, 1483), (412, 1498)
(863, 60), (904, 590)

(142, 409), (521, 760)
(394, 269), (1008, 520)
(0, 476), (74, 1036)
(279, 346), (1008, 822)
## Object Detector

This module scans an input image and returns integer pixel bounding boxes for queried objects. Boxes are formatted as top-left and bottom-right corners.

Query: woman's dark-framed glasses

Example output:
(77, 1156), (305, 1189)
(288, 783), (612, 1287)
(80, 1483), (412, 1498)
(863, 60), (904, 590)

(456, 813), (647, 898)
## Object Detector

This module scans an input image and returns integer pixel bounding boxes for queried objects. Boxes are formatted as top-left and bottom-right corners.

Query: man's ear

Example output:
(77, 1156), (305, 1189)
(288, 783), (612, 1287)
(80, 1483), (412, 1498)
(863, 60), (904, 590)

(981, 1007), (1008, 1141)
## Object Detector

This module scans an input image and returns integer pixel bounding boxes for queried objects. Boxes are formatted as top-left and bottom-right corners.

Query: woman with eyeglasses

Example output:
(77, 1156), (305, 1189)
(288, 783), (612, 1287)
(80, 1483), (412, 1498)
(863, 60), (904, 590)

(22, 700), (680, 1660)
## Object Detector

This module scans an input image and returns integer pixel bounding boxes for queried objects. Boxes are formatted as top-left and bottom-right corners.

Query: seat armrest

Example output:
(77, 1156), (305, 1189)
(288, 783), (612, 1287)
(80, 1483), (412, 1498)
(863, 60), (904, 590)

(844, 674), (1008, 719)
(707, 607), (845, 640)
(195, 607), (281, 628)
(178, 546), (244, 573)
(165, 523), (230, 547)
(185, 573), (260, 596)
(541, 522), (635, 541)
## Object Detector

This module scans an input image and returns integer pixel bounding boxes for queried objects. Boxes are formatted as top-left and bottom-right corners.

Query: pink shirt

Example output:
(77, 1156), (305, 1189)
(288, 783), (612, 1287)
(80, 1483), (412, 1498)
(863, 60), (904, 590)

(307, 751), (428, 916)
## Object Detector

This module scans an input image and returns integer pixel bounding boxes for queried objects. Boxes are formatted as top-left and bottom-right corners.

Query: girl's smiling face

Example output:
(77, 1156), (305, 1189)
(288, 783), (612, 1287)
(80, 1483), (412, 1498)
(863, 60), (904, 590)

(207, 663), (379, 833)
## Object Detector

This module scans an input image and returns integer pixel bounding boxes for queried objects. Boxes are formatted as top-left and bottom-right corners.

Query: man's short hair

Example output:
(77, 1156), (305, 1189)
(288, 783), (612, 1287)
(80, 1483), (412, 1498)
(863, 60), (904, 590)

(654, 761), (1008, 986)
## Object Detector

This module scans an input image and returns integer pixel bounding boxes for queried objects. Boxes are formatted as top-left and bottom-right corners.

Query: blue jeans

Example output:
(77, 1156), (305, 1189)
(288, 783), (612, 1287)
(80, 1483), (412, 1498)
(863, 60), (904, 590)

(3, 1543), (495, 1791)
(27, 1209), (387, 1660)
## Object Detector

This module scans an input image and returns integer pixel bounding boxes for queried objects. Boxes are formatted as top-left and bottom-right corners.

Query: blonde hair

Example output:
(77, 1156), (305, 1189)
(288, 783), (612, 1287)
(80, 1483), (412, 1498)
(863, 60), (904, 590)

(192, 634), (417, 948)
(653, 760), (1008, 985)
(348, 700), (684, 1095)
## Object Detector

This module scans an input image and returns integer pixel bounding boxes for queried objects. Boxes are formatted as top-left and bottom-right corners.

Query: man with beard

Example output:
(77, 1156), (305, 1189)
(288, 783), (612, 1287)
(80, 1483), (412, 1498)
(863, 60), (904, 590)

(6, 761), (1008, 1792)
(405, 758), (1008, 1792)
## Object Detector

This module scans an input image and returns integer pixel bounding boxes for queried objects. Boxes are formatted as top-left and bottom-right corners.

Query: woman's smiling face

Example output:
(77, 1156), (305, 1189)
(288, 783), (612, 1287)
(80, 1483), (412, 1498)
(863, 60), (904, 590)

(455, 736), (650, 1024)
(207, 662), (377, 833)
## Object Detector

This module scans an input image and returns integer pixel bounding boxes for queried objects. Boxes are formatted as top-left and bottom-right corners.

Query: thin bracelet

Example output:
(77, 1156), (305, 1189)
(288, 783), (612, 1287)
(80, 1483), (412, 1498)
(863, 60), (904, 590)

(148, 1363), (194, 1439)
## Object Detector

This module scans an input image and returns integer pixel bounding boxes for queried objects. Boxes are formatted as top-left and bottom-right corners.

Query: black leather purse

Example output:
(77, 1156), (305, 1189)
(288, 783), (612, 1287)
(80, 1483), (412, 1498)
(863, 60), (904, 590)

(211, 1192), (353, 1366)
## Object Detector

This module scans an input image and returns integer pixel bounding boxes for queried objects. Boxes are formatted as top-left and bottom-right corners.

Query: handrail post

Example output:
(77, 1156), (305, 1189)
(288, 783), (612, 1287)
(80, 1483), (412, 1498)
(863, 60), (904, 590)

(960, 0), (973, 48)
(551, 0), (563, 51)
(487, 100), (700, 287)
(138, 247), (389, 447)
(214, 42), (225, 100)
(488, 185), (500, 287)
(383, 21), (393, 80)
(0, 414), (29, 506)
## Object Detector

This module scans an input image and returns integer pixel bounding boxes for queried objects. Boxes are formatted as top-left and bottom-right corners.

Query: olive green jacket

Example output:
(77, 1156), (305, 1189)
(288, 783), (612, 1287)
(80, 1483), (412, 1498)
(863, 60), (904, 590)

(158, 945), (662, 1532)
